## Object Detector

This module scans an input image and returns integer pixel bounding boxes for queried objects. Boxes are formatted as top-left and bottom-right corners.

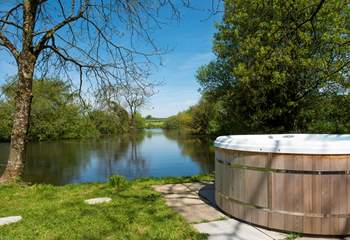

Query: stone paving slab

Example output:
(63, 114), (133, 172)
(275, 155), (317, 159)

(161, 192), (197, 199)
(153, 184), (192, 194)
(173, 204), (226, 223)
(194, 218), (350, 240)
(183, 182), (214, 192)
(298, 237), (350, 240)
(194, 219), (287, 240)
(258, 228), (289, 240)
(153, 182), (226, 223)
(0, 216), (22, 226)
(84, 197), (112, 205)
(163, 193), (204, 207)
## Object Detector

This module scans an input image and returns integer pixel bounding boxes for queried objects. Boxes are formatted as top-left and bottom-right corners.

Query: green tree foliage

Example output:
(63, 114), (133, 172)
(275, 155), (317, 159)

(0, 78), (130, 141)
(164, 99), (219, 135)
(164, 110), (192, 130)
(0, 100), (13, 141)
(89, 106), (129, 136)
(196, 0), (350, 134)
(303, 94), (350, 133)
(29, 80), (99, 140)
(186, 99), (220, 135)
(134, 112), (146, 129)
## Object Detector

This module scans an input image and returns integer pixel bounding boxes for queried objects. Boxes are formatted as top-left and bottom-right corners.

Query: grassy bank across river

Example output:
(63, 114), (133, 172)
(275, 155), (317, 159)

(0, 175), (213, 240)
(144, 118), (167, 129)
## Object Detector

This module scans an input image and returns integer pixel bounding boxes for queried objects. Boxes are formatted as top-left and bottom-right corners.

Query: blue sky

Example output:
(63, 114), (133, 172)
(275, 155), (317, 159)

(0, 2), (222, 118)
(142, 6), (221, 117)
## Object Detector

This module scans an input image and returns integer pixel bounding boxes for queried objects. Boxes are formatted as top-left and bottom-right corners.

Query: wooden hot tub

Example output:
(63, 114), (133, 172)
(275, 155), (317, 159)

(215, 134), (350, 235)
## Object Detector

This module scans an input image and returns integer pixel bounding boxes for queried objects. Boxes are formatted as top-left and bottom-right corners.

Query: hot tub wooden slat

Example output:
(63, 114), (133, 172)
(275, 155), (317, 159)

(217, 148), (350, 171)
(215, 149), (350, 235)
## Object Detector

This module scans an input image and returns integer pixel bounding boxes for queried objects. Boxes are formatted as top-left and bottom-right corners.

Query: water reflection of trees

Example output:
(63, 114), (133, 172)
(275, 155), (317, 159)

(124, 130), (149, 179)
(25, 131), (150, 184)
(89, 136), (131, 180)
(22, 140), (97, 185)
(1, 129), (212, 184)
(162, 129), (215, 173)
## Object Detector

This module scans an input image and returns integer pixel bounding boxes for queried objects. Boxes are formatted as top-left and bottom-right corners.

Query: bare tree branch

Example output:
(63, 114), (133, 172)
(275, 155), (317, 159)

(0, 19), (23, 30)
(34, 0), (89, 55)
(0, 3), (23, 30)
(0, 31), (19, 59)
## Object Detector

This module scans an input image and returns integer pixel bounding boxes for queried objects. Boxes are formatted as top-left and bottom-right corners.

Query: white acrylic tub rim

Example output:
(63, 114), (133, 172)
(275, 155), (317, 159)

(214, 134), (350, 155)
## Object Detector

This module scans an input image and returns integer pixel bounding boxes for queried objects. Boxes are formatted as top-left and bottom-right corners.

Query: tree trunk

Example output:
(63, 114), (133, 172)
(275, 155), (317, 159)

(0, 0), (37, 183)
(0, 59), (35, 182)
(129, 107), (136, 129)
(130, 115), (136, 128)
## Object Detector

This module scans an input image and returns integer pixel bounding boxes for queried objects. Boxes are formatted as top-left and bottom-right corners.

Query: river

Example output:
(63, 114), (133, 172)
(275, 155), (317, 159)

(0, 129), (214, 185)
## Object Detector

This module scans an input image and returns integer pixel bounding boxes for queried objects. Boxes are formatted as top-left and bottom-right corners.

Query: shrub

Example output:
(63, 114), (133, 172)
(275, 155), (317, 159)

(109, 175), (128, 192)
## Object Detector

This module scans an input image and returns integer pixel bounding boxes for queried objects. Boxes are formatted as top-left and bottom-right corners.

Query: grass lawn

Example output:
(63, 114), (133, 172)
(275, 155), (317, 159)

(144, 118), (167, 129)
(0, 175), (213, 240)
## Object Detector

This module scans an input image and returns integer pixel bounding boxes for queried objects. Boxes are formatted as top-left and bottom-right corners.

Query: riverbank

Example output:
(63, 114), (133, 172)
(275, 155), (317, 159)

(0, 174), (212, 240)
(144, 118), (167, 129)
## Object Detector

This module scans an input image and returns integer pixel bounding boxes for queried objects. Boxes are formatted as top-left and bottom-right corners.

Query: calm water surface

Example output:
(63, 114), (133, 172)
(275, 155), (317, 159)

(0, 129), (214, 185)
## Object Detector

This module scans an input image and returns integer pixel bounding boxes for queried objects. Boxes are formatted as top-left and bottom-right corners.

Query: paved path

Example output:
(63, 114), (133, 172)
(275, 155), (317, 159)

(153, 182), (286, 239)
(194, 219), (286, 240)
(153, 182), (350, 240)
(153, 182), (226, 223)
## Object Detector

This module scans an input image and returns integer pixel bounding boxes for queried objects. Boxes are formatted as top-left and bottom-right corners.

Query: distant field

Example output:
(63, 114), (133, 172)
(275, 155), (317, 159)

(144, 118), (167, 128)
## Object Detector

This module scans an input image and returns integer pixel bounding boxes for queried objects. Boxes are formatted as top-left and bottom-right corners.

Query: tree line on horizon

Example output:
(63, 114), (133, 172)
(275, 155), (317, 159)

(0, 78), (146, 142)
(165, 0), (350, 135)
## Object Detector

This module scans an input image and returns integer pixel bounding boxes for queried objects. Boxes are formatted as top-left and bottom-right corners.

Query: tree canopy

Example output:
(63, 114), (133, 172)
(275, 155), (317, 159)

(0, 78), (130, 141)
(195, 0), (350, 134)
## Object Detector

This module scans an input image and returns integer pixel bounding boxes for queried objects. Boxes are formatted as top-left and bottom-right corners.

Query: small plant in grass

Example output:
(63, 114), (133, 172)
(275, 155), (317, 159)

(109, 175), (128, 192)
(285, 233), (301, 240)
(142, 193), (160, 202)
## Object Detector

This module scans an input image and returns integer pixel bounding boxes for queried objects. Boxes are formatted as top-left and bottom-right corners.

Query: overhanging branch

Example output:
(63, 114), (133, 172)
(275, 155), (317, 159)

(34, 0), (89, 55)
(0, 31), (19, 59)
